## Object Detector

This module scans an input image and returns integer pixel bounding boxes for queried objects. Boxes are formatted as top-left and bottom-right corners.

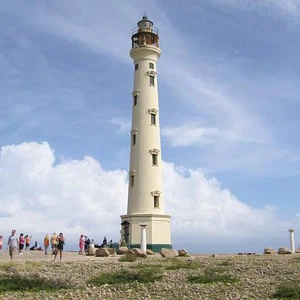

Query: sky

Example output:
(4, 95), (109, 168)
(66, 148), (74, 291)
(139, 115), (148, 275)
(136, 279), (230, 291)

(0, 0), (300, 253)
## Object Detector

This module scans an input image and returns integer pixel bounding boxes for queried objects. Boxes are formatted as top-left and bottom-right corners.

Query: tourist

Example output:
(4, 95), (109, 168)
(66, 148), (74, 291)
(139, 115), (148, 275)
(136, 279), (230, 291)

(25, 235), (31, 252)
(44, 234), (50, 255)
(51, 232), (57, 254)
(54, 233), (65, 262)
(84, 236), (90, 254)
(78, 234), (85, 255)
(19, 233), (25, 254)
(101, 236), (107, 247)
(0, 235), (3, 251)
(7, 229), (18, 260)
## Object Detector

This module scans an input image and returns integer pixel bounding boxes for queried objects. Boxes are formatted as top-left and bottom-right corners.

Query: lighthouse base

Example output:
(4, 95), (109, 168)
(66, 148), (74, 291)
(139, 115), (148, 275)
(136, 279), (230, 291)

(120, 213), (172, 252)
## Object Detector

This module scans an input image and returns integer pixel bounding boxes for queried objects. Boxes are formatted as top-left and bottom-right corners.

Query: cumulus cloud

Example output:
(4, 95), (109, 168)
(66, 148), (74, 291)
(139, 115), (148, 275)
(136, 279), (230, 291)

(215, 0), (300, 20)
(0, 142), (128, 243)
(0, 142), (289, 252)
(162, 124), (220, 147)
(110, 118), (131, 134)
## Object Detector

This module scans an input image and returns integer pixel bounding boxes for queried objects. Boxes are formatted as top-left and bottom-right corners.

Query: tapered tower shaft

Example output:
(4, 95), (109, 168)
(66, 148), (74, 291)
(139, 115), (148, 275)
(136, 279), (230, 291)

(120, 15), (171, 251)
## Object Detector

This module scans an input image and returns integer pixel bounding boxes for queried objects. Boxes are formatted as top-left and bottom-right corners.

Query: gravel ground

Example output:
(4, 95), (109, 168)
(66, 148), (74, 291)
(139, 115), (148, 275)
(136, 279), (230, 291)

(0, 251), (299, 299)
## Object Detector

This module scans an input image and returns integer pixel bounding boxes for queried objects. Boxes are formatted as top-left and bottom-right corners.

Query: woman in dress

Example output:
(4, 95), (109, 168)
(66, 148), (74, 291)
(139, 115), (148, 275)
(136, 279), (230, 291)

(78, 234), (85, 255)
(54, 233), (65, 262)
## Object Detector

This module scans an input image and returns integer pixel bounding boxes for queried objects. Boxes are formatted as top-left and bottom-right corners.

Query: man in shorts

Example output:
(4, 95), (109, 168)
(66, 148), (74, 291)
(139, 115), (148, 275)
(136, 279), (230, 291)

(7, 229), (18, 260)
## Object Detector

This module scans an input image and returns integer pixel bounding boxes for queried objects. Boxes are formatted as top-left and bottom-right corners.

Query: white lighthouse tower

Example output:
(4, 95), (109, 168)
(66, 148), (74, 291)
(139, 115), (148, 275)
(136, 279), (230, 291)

(120, 15), (172, 251)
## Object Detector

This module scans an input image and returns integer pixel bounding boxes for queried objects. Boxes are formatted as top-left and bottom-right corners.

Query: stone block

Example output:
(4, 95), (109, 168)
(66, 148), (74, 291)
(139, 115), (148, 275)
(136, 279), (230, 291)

(146, 249), (155, 255)
(117, 247), (128, 255)
(160, 248), (178, 258)
(95, 248), (110, 257)
(132, 248), (147, 257)
(178, 249), (188, 256)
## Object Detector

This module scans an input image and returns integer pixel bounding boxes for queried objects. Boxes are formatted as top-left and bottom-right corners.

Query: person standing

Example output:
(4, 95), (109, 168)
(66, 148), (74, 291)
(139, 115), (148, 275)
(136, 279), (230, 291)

(44, 234), (50, 255)
(19, 233), (25, 254)
(101, 236), (107, 247)
(25, 235), (31, 252)
(78, 234), (85, 255)
(84, 236), (90, 254)
(54, 233), (65, 262)
(0, 235), (3, 251)
(51, 232), (57, 254)
(7, 229), (18, 260)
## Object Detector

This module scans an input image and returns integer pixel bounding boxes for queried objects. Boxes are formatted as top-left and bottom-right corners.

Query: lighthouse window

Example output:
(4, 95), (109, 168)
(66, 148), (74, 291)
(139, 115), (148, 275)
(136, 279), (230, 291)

(149, 62), (154, 69)
(130, 175), (135, 187)
(150, 113), (156, 125)
(135, 63), (139, 70)
(132, 134), (136, 145)
(152, 153), (158, 166)
(149, 75), (155, 86)
(134, 95), (138, 106)
(154, 196), (159, 208)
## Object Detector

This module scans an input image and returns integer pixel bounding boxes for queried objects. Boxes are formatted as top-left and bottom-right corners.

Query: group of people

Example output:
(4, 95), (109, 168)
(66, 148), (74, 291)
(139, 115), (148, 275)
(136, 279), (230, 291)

(78, 235), (110, 254)
(4, 230), (33, 259)
(4, 230), (65, 261)
(46, 232), (65, 262)
(78, 235), (92, 255)
(4, 230), (112, 261)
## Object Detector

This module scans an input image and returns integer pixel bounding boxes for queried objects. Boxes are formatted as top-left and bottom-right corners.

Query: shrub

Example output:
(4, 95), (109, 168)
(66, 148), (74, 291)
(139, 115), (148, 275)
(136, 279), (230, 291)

(218, 260), (232, 266)
(273, 282), (300, 299)
(291, 256), (300, 264)
(0, 274), (72, 292)
(118, 255), (137, 262)
(187, 268), (237, 284)
(165, 260), (201, 270)
(88, 269), (162, 285)
(0, 262), (15, 272)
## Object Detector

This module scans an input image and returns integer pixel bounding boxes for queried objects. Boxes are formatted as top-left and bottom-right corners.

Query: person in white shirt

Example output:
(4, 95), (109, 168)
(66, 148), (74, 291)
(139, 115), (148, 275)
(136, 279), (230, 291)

(7, 229), (19, 260)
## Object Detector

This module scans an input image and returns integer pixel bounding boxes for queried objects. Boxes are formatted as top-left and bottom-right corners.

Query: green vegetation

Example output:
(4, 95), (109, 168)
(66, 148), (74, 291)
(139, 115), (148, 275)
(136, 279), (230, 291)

(118, 255), (137, 262)
(218, 260), (233, 266)
(24, 261), (42, 267)
(0, 274), (72, 292)
(132, 263), (163, 270)
(291, 256), (300, 264)
(273, 282), (300, 299)
(0, 262), (15, 272)
(87, 268), (162, 286)
(165, 259), (201, 270)
(187, 267), (237, 284)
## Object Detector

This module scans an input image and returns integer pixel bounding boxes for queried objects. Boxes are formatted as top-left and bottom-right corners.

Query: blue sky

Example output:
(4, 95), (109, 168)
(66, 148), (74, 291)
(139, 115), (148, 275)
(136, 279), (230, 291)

(0, 0), (300, 253)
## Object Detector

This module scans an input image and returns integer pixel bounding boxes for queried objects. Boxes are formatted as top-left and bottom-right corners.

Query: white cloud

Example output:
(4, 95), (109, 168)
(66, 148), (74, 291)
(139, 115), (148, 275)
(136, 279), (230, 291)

(215, 0), (300, 20)
(110, 118), (131, 134)
(0, 142), (128, 242)
(162, 124), (220, 146)
(0, 142), (291, 252)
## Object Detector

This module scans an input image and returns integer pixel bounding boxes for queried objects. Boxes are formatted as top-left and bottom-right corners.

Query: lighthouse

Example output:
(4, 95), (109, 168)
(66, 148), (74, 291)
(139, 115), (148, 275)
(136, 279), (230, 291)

(120, 15), (172, 251)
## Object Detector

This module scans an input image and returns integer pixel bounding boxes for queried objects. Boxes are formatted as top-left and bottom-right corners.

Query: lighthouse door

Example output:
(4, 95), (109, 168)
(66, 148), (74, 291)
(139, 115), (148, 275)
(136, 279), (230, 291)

(121, 221), (130, 244)
(124, 225), (130, 244)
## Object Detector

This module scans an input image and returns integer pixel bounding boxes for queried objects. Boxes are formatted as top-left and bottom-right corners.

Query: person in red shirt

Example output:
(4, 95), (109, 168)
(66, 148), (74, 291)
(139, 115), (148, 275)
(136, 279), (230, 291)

(19, 233), (25, 254)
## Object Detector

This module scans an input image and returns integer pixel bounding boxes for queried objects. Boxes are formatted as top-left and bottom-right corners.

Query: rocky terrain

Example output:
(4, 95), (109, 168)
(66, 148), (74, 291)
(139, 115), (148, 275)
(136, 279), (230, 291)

(0, 250), (299, 299)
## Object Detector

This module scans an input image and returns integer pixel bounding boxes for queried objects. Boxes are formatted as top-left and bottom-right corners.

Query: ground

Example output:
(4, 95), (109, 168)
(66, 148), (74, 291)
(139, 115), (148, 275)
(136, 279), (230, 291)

(0, 250), (299, 299)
